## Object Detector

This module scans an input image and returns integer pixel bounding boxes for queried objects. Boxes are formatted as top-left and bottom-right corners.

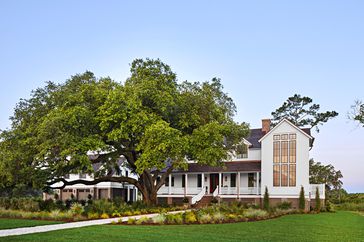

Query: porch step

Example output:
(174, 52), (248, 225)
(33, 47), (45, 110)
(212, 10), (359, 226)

(192, 195), (213, 208)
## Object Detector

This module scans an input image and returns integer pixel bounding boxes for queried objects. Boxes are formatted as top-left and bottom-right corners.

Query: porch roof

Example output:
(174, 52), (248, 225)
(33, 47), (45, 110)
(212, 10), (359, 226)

(172, 161), (261, 173)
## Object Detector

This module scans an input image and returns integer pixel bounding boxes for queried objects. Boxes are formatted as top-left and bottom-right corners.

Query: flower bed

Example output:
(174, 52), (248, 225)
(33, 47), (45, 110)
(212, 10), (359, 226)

(0, 198), (185, 222)
(114, 204), (301, 225)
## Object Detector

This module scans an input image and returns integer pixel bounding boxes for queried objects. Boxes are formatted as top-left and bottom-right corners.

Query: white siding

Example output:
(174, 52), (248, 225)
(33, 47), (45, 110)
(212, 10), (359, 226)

(261, 121), (310, 198)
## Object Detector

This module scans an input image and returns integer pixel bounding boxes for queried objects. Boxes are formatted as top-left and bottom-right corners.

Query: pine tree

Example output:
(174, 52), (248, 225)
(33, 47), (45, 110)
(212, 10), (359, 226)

(315, 187), (321, 212)
(299, 186), (305, 211)
(263, 186), (270, 211)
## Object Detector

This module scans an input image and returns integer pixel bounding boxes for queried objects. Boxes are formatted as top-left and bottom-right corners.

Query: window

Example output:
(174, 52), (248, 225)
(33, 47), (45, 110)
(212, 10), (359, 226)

(289, 164), (296, 186)
(236, 144), (248, 159)
(125, 170), (129, 177)
(171, 176), (175, 187)
(273, 133), (296, 187)
(230, 173), (236, 187)
(64, 174), (70, 179)
(197, 174), (202, 187)
(248, 173), (255, 187)
(289, 140), (296, 163)
(182, 175), (185, 188)
(165, 177), (169, 186)
(79, 173), (86, 179)
(273, 165), (280, 186)
(273, 141), (280, 163)
(281, 141), (288, 163)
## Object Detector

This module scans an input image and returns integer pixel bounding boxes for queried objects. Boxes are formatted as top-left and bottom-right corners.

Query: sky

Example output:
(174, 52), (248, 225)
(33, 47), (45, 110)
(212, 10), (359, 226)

(0, 1), (363, 192)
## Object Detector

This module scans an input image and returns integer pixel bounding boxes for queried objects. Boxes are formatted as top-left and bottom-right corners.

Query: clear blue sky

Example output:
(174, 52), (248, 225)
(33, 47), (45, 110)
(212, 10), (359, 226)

(0, 1), (363, 192)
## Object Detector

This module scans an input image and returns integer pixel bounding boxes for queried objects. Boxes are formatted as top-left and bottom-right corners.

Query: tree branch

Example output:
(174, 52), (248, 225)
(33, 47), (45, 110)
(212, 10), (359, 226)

(46, 176), (138, 190)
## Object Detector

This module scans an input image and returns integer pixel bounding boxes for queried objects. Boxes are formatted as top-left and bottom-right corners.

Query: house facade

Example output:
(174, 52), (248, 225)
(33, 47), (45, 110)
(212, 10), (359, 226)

(157, 119), (325, 209)
(44, 159), (139, 202)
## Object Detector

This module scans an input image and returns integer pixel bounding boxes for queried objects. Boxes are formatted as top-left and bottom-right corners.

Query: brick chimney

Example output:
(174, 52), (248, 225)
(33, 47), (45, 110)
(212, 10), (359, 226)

(262, 119), (271, 134)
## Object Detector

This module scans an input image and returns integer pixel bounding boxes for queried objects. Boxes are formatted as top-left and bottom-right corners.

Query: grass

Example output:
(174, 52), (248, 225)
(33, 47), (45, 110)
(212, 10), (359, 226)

(0, 218), (61, 230)
(1, 211), (363, 242)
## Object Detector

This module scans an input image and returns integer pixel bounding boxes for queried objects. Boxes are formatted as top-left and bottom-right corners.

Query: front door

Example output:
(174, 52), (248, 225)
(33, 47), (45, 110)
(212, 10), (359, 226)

(210, 173), (219, 193)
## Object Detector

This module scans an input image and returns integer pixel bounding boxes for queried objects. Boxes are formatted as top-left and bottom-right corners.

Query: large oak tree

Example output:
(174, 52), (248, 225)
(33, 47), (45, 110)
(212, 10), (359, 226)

(0, 59), (249, 204)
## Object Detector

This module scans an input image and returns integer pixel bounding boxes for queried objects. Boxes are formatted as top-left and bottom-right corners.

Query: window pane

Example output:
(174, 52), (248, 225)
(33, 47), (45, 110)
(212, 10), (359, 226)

(273, 141), (280, 163)
(289, 134), (296, 140)
(289, 140), (296, 163)
(248, 173), (254, 187)
(273, 165), (280, 186)
(273, 135), (280, 140)
(281, 164), (288, 186)
(165, 177), (169, 186)
(281, 141), (288, 163)
(281, 134), (288, 140)
(289, 164), (296, 186)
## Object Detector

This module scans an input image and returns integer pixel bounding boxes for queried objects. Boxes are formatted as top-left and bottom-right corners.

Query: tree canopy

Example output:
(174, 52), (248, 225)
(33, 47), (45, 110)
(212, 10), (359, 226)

(349, 100), (364, 127)
(0, 58), (249, 204)
(271, 94), (338, 132)
(309, 159), (344, 202)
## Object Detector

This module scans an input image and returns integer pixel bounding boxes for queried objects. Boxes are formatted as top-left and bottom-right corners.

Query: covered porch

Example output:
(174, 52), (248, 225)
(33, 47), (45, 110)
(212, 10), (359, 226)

(157, 171), (262, 197)
(157, 161), (262, 201)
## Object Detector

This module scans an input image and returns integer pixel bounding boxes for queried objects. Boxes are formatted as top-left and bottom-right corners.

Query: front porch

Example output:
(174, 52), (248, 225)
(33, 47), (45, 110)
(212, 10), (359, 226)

(157, 172), (262, 199)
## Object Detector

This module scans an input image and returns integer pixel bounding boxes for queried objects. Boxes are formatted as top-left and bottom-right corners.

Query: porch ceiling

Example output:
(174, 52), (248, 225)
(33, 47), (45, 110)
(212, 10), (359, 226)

(172, 161), (261, 173)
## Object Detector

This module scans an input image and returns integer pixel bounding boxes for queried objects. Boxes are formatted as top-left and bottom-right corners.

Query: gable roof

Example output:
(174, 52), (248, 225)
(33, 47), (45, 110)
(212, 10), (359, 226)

(258, 118), (313, 143)
(245, 119), (313, 149)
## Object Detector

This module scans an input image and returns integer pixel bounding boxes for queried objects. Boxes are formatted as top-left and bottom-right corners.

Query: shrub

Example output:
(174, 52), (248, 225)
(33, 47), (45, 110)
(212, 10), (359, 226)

(49, 209), (62, 220)
(182, 197), (189, 203)
(86, 199), (114, 215)
(325, 201), (335, 212)
(100, 213), (109, 219)
(152, 214), (166, 224)
(315, 187), (321, 212)
(184, 211), (197, 223)
(135, 216), (149, 225)
(87, 212), (100, 219)
(299, 186), (305, 211)
(166, 213), (183, 224)
(211, 197), (218, 204)
(55, 200), (65, 210)
(276, 201), (292, 210)
(127, 218), (136, 224)
(198, 213), (212, 224)
(70, 203), (84, 215)
(263, 186), (270, 211)
(212, 211), (225, 223)
(39, 199), (56, 212)
(244, 208), (268, 219)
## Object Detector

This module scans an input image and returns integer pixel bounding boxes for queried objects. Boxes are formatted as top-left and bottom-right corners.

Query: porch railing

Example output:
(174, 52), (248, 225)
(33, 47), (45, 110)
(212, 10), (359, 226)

(212, 186), (219, 197)
(157, 186), (202, 195)
(191, 188), (205, 204)
(219, 187), (260, 195)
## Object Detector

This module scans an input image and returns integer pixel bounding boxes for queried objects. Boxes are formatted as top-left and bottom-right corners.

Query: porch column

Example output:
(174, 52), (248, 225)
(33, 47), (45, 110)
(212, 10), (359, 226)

(218, 172), (222, 194)
(185, 173), (188, 195)
(256, 172), (260, 195)
(237, 172), (240, 199)
(168, 174), (172, 195)
(201, 173), (204, 194)
(135, 187), (138, 201)
(127, 186), (130, 202)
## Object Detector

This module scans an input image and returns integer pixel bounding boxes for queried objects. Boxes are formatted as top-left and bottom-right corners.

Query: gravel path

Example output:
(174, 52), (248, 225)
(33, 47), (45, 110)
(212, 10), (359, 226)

(0, 210), (187, 237)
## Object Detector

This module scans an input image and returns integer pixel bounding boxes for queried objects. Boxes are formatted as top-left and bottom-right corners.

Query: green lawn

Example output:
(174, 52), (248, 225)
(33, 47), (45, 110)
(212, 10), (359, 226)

(0, 218), (61, 230)
(2, 211), (363, 242)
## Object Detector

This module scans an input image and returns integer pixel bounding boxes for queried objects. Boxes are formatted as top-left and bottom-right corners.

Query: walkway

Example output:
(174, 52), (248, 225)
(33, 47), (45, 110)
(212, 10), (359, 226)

(0, 210), (187, 237)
